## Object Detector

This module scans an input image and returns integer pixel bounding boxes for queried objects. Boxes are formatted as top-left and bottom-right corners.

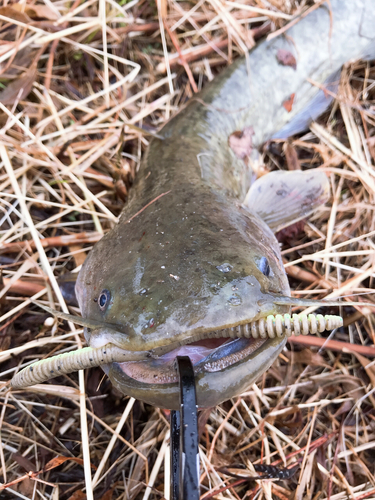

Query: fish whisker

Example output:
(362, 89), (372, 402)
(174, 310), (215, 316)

(31, 301), (127, 333)
(273, 295), (375, 308)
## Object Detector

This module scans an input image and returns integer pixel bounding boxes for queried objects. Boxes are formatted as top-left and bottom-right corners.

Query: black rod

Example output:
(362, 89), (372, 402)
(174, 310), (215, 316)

(176, 356), (200, 500)
(170, 410), (180, 500)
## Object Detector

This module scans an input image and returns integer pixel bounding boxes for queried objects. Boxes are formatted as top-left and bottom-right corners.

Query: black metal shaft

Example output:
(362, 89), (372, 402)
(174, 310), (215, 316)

(170, 410), (180, 500)
(170, 356), (200, 500)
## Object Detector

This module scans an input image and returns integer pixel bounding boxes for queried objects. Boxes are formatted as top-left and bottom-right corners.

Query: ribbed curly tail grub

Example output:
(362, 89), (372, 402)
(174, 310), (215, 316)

(11, 345), (149, 390)
(10, 313), (343, 390)
(248, 314), (343, 339)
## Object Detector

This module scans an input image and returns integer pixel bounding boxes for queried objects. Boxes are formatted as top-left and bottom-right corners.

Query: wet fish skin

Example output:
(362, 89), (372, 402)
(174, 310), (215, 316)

(76, 0), (375, 409)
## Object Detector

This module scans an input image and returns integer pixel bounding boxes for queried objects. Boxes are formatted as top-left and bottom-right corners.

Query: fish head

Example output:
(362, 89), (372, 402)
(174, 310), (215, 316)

(76, 184), (290, 409)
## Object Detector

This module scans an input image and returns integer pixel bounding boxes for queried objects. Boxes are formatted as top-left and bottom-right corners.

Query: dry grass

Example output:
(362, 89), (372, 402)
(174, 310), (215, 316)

(0, 0), (375, 499)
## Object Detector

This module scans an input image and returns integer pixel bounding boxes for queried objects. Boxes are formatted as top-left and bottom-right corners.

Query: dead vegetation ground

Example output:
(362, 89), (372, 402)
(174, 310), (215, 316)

(0, 0), (375, 499)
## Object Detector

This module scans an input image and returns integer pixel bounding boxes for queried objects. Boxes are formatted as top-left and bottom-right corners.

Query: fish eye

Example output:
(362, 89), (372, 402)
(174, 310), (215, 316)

(98, 289), (111, 311)
(258, 257), (271, 277)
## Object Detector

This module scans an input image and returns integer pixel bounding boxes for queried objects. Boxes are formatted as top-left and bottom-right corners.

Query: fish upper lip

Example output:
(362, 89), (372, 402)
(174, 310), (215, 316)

(89, 314), (282, 355)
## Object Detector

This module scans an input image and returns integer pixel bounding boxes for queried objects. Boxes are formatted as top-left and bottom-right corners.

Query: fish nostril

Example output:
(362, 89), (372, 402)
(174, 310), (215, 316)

(98, 289), (111, 311)
(258, 257), (271, 277)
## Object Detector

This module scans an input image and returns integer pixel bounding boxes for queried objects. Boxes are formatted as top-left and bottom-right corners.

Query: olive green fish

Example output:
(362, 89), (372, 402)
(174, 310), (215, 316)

(71, 0), (375, 409)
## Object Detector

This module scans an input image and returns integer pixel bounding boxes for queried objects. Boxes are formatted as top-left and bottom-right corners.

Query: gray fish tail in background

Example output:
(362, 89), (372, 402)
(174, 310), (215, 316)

(190, 0), (375, 199)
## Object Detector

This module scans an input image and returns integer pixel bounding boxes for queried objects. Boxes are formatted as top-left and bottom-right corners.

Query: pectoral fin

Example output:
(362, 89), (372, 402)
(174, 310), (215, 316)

(243, 170), (329, 233)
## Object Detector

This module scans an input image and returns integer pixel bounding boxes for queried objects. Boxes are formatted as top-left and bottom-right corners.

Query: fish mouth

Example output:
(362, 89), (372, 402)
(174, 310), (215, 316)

(100, 317), (288, 409)
(118, 334), (268, 384)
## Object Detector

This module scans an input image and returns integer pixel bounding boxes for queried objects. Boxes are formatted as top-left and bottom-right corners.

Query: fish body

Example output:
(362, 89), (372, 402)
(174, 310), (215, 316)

(76, 0), (375, 409)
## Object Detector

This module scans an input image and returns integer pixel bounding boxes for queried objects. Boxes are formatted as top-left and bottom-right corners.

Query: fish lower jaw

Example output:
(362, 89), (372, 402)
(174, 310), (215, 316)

(118, 334), (270, 385)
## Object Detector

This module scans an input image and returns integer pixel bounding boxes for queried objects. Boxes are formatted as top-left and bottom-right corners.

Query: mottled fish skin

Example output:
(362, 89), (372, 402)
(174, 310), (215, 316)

(76, 0), (375, 409)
